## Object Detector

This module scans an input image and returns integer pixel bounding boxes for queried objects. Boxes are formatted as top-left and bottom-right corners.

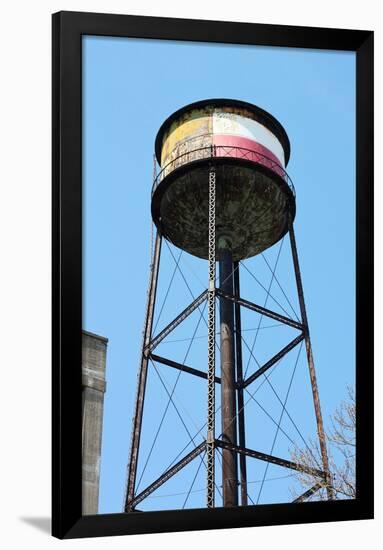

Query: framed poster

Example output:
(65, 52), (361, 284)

(52, 11), (373, 539)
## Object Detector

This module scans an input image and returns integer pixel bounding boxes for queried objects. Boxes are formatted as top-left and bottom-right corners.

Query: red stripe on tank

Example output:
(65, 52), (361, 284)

(212, 134), (284, 177)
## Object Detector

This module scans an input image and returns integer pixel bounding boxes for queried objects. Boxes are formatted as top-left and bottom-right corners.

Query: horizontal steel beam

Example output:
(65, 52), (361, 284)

(151, 354), (222, 384)
(216, 289), (304, 331)
(293, 482), (323, 503)
(147, 290), (208, 352)
(215, 440), (325, 479)
(242, 333), (305, 389)
(125, 441), (206, 511)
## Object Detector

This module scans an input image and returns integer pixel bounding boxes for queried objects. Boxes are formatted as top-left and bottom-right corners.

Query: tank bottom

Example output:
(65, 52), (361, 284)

(151, 159), (295, 261)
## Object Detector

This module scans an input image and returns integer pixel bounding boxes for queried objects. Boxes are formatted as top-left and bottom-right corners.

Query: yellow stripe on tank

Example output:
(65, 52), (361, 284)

(161, 108), (213, 166)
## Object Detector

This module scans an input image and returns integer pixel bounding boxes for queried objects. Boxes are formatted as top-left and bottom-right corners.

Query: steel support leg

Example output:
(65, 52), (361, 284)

(233, 262), (248, 506)
(219, 241), (238, 507)
(125, 231), (162, 511)
(288, 219), (334, 500)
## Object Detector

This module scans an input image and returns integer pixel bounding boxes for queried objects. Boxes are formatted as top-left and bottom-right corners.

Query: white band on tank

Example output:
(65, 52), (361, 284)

(213, 111), (285, 166)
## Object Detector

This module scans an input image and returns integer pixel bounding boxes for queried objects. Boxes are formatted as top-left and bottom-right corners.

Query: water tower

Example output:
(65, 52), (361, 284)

(125, 99), (333, 511)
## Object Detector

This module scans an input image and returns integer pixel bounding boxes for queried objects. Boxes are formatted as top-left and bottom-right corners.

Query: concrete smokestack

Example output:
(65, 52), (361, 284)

(82, 330), (108, 515)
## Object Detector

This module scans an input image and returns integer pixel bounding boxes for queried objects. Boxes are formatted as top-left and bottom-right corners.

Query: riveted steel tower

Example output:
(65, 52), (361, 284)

(124, 99), (333, 511)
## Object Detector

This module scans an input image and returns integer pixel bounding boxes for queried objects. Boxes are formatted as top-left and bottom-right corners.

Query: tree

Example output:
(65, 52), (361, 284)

(290, 386), (356, 501)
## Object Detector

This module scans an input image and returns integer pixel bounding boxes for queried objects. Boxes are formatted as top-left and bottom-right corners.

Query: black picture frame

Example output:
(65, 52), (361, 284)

(52, 10), (374, 539)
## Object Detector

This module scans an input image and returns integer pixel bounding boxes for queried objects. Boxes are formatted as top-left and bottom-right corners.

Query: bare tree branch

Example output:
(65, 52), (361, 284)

(289, 386), (355, 501)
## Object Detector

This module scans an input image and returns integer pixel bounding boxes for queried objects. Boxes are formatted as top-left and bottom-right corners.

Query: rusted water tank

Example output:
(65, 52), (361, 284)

(151, 99), (295, 261)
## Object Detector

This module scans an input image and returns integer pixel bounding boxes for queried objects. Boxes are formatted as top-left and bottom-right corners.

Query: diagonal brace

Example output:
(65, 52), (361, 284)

(292, 482), (323, 503)
(216, 289), (304, 331)
(215, 440), (325, 479)
(125, 441), (206, 511)
(242, 333), (305, 388)
(151, 354), (221, 384)
(146, 290), (208, 352)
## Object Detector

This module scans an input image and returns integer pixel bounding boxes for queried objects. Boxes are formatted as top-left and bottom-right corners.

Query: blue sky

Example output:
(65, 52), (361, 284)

(83, 36), (355, 513)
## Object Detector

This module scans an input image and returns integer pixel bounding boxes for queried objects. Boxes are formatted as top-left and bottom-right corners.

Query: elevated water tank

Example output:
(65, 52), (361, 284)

(151, 99), (295, 261)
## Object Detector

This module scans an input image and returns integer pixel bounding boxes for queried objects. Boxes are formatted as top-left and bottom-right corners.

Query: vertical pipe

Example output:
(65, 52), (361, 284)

(219, 239), (238, 507)
(233, 262), (248, 506)
(125, 231), (162, 511)
(288, 220), (334, 500)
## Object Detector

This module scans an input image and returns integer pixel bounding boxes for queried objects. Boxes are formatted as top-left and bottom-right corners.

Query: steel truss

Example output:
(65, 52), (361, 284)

(125, 438), (326, 510)
(126, 442), (206, 509)
(125, 168), (333, 512)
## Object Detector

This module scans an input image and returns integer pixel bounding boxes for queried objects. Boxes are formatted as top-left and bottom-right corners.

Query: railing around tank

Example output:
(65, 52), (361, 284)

(152, 143), (295, 197)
